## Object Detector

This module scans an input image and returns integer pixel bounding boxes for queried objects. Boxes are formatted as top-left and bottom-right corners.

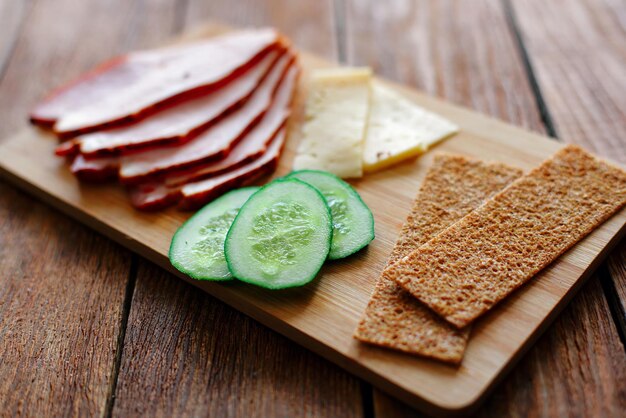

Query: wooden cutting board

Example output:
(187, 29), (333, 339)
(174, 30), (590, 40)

(1, 25), (625, 416)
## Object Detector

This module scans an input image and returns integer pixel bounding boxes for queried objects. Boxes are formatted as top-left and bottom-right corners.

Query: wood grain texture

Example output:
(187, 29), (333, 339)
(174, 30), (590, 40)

(344, 0), (626, 416)
(184, 0), (338, 61)
(0, 0), (30, 79)
(1, 26), (625, 414)
(0, 0), (131, 416)
(607, 239), (626, 342)
(0, 2), (624, 415)
(477, 278), (626, 417)
(373, 280), (626, 418)
(111, 1), (366, 416)
(112, 261), (364, 418)
(0, 0), (182, 415)
(510, 0), (626, 355)
(344, 0), (545, 132)
(485, 1), (626, 416)
(0, 178), (131, 417)
(510, 0), (626, 162)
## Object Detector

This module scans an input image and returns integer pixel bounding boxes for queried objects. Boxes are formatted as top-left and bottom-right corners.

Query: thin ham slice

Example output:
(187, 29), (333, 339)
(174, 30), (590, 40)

(128, 64), (298, 210)
(32, 56), (134, 128)
(72, 56), (297, 184)
(32, 40), (249, 126)
(164, 65), (297, 187)
(129, 128), (287, 211)
(179, 126), (288, 210)
(34, 39), (271, 128)
(51, 29), (283, 137)
(118, 52), (295, 184)
(128, 181), (182, 211)
(70, 154), (118, 182)
(73, 49), (283, 157)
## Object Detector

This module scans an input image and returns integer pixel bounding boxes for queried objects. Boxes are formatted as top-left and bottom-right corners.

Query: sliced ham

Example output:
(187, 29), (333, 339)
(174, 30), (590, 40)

(130, 66), (298, 210)
(31, 56), (148, 128)
(69, 53), (296, 184)
(34, 39), (266, 128)
(164, 65), (297, 187)
(52, 29), (284, 137)
(128, 64), (298, 210)
(32, 40), (252, 127)
(179, 126), (288, 210)
(163, 114), (285, 187)
(118, 52), (295, 184)
(129, 128), (287, 211)
(128, 181), (182, 211)
(73, 49), (283, 157)
(55, 139), (80, 157)
(47, 29), (300, 212)
(70, 154), (118, 182)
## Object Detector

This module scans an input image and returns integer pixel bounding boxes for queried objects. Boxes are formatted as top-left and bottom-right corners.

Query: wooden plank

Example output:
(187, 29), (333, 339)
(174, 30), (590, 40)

(607, 239), (626, 339)
(1, 25), (625, 413)
(509, 0), (626, 162)
(510, 0), (626, 343)
(0, 0), (184, 415)
(0, 184), (132, 417)
(0, 0), (131, 415)
(344, 0), (544, 131)
(503, 0), (626, 415)
(0, 0), (29, 79)
(110, 1), (365, 416)
(372, 281), (626, 418)
(343, 0), (626, 416)
(112, 261), (364, 417)
(184, 0), (338, 60)
(477, 278), (626, 417)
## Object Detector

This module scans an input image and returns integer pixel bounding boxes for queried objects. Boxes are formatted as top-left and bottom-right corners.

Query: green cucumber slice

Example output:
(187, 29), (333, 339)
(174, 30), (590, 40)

(224, 178), (332, 289)
(169, 187), (259, 280)
(286, 170), (375, 259)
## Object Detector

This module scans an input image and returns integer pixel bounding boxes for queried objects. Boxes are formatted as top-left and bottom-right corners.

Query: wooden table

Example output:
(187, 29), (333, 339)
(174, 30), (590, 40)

(0, 1), (624, 416)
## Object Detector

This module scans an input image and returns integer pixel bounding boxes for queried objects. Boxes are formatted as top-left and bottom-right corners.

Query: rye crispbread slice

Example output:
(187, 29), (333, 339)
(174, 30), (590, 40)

(354, 154), (523, 364)
(390, 145), (626, 329)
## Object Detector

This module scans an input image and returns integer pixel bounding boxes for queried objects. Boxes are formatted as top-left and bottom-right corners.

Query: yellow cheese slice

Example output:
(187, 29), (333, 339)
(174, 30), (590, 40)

(363, 82), (458, 172)
(293, 68), (371, 178)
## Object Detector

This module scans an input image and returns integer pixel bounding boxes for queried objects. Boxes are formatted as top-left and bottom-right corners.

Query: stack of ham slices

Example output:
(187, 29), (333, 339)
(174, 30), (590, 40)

(30, 29), (299, 210)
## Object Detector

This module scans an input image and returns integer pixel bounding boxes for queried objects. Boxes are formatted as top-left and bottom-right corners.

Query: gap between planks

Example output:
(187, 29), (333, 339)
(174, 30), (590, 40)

(347, 0), (626, 416)
(501, 0), (558, 139)
(101, 0), (193, 413)
(103, 256), (138, 418)
(503, 0), (626, 357)
(11, 1), (618, 416)
(600, 264), (626, 351)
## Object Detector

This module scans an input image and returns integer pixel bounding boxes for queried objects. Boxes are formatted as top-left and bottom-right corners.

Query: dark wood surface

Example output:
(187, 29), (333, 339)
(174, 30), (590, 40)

(0, 0), (623, 417)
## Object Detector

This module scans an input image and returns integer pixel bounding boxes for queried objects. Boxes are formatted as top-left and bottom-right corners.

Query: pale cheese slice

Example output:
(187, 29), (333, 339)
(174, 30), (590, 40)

(363, 82), (458, 172)
(293, 68), (371, 178)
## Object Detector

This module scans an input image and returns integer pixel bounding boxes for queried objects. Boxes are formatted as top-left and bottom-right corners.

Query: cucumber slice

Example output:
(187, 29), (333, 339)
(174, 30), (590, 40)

(169, 187), (259, 280)
(224, 178), (332, 289)
(287, 170), (375, 259)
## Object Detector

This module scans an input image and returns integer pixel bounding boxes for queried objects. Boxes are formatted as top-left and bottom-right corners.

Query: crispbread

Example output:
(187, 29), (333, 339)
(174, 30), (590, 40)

(391, 145), (626, 329)
(354, 154), (523, 363)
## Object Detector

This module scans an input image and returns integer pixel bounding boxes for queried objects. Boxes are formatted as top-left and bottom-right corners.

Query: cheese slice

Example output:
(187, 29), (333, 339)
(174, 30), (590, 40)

(293, 68), (371, 178)
(363, 82), (458, 172)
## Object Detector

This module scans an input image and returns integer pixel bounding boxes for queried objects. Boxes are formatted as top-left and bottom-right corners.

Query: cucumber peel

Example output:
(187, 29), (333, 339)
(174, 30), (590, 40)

(169, 187), (258, 280)
(224, 178), (332, 289)
(286, 170), (375, 259)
